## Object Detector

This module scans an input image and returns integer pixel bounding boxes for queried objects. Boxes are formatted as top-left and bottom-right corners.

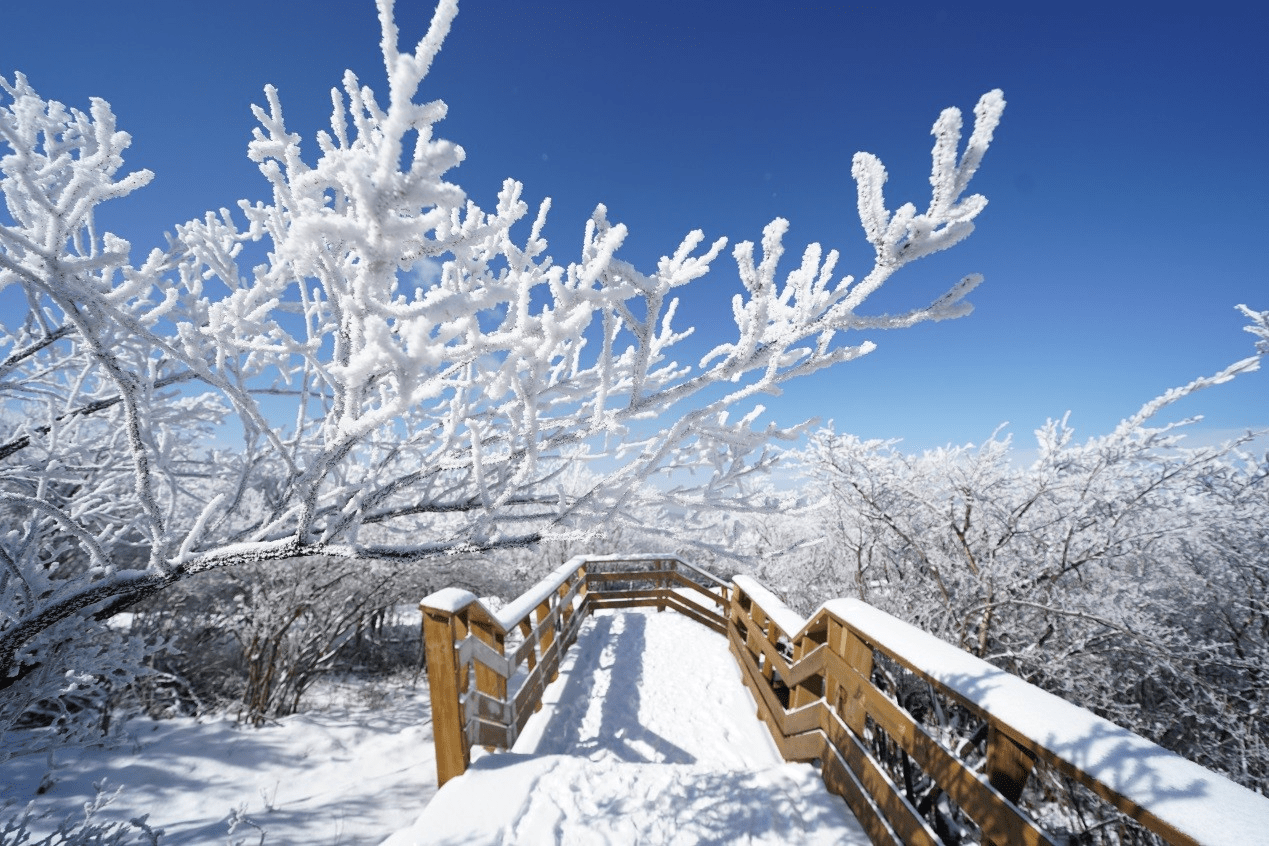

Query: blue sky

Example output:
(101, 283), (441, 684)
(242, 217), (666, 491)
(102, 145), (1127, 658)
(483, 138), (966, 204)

(5, 1), (1265, 452)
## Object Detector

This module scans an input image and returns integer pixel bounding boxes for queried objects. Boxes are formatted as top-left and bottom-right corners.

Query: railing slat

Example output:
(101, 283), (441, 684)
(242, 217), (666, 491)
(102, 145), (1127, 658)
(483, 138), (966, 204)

(821, 740), (904, 846)
(820, 704), (942, 846)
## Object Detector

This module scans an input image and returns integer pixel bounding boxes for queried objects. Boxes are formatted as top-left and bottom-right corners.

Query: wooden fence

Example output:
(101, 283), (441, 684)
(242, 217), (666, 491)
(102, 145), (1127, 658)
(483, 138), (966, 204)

(419, 555), (1267, 846)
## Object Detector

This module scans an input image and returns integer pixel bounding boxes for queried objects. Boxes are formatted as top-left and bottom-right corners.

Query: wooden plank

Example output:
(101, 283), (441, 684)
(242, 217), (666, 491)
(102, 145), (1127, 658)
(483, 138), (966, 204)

(511, 623), (543, 670)
(472, 718), (510, 749)
(779, 727), (827, 763)
(588, 594), (725, 632)
(819, 705), (942, 846)
(786, 641), (826, 688)
(821, 740), (904, 846)
(587, 590), (727, 631)
(465, 631), (512, 681)
(729, 620), (820, 738)
(789, 639), (825, 708)
(467, 689), (511, 724)
(586, 570), (679, 583)
(659, 596), (727, 633)
(665, 571), (727, 607)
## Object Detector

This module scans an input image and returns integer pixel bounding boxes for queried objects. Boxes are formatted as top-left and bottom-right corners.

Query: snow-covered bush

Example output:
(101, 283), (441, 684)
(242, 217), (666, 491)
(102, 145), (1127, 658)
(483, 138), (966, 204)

(0, 0), (1004, 746)
(1, 782), (161, 846)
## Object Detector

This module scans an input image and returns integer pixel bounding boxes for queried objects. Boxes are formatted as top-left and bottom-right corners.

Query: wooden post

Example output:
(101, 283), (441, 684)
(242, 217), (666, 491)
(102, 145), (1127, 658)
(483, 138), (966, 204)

(754, 606), (775, 685)
(822, 618), (844, 724)
(557, 579), (573, 632)
(519, 619), (537, 672)
(984, 724), (1037, 846)
(656, 559), (666, 612)
(535, 598), (557, 683)
(422, 605), (468, 787)
(986, 723), (1036, 804)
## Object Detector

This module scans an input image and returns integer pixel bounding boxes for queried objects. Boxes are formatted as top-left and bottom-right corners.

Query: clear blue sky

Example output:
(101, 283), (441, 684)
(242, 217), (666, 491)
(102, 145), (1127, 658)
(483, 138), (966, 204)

(5, 1), (1265, 452)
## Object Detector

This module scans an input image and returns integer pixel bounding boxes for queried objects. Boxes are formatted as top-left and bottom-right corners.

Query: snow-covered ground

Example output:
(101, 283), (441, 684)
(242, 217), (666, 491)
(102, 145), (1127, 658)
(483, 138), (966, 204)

(3, 608), (866, 844)
(2, 678), (439, 844)
(385, 608), (868, 845)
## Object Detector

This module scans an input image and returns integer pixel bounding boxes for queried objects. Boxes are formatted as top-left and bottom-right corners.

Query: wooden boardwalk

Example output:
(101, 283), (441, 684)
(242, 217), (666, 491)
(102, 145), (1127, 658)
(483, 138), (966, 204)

(405, 555), (1269, 846)
(386, 608), (869, 845)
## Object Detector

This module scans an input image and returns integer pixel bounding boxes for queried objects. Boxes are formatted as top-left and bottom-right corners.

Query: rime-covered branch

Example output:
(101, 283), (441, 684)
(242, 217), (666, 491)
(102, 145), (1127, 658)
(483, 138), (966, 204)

(0, 0), (1006, 712)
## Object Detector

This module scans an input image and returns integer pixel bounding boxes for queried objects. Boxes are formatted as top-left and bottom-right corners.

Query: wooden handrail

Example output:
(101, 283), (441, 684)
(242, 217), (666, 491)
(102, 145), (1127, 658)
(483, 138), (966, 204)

(419, 557), (1269, 845)
(727, 575), (1268, 846)
(419, 554), (727, 786)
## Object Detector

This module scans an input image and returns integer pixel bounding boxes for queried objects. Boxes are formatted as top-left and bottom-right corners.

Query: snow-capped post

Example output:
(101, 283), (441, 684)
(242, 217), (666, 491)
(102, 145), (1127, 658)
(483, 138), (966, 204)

(420, 590), (474, 786)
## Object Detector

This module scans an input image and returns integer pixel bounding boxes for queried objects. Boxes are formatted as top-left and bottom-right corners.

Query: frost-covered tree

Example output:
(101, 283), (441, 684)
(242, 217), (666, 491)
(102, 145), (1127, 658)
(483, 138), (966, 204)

(0, 0), (1004, 734)
(750, 313), (1268, 788)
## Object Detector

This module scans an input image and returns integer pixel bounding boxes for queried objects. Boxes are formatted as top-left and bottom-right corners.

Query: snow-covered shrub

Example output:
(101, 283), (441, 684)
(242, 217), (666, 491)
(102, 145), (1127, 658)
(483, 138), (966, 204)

(1, 0), (1006, 743)
(1, 782), (161, 846)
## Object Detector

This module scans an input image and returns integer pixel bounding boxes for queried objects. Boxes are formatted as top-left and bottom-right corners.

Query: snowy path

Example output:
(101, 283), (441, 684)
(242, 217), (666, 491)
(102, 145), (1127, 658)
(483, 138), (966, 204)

(384, 608), (868, 845)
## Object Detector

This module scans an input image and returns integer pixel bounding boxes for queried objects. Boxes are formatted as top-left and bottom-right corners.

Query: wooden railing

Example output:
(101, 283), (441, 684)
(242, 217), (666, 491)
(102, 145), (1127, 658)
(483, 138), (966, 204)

(419, 554), (728, 786)
(420, 556), (1268, 846)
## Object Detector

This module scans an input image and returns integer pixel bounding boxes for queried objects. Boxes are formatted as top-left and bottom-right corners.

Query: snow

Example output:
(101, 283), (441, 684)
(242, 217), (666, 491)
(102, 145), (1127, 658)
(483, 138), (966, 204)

(3, 608), (865, 845)
(12, 596), (1258, 845)
(384, 608), (869, 845)
(421, 586), (479, 614)
(2, 679), (439, 845)
(823, 597), (1269, 846)
(491, 556), (584, 630)
(390, 755), (859, 846)
(732, 575), (805, 638)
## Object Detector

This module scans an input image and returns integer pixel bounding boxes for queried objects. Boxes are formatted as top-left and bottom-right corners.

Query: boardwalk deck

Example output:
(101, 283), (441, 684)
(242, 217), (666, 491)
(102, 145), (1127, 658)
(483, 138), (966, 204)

(384, 608), (869, 845)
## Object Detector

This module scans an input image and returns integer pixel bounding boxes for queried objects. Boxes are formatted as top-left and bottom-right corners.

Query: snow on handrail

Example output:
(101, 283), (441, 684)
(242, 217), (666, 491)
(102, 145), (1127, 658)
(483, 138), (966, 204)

(494, 555), (589, 631)
(420, 553), (714, 632)
(728, 576), (1269, 846)
(731, 575), (805, 638)
(824, 597), (1269, 846)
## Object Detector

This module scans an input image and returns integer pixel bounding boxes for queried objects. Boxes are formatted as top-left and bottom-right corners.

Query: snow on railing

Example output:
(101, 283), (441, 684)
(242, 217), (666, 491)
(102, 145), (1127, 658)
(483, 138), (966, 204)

(728, 575), (1269, 846)
(418, 554), (728, 786)
(419, 559), (1268, 845)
